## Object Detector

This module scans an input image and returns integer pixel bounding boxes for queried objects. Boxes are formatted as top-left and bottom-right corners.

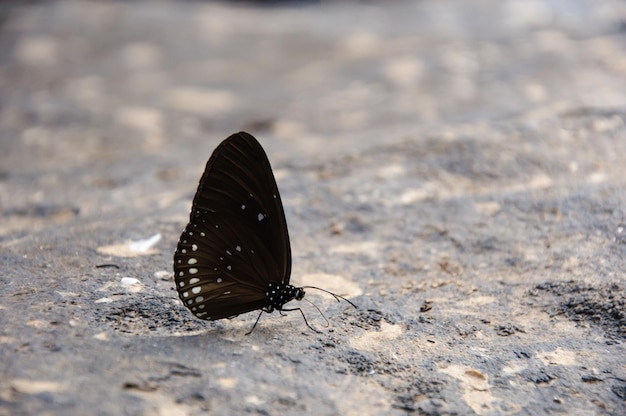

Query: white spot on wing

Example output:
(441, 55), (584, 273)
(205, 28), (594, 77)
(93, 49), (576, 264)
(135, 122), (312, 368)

(226, 265), (232, 271)
(189, 268), (198, 274)
(241, 204), (246, 210)
(217, 277), (222, 283)
(258, 213), (265, 221)
(189, 277), (200, 284)
(192, 287), (201, 294)
(235, 245), (241, 252)
(195, 296), (204, 303)
(188, 258), (197, 265)
(191, 244), (198, 251)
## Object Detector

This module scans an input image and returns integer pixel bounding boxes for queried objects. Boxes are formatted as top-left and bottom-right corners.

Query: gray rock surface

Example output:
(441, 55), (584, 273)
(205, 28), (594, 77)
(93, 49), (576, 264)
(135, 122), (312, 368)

(1, 0), (625, 414)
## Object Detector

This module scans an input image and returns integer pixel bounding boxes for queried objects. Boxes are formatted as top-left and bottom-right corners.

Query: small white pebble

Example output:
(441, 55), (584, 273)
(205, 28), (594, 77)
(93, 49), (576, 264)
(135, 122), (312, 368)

(153, 270), (170, 280)
(128, 233), (161, 252)
(120, 277), (141, 286)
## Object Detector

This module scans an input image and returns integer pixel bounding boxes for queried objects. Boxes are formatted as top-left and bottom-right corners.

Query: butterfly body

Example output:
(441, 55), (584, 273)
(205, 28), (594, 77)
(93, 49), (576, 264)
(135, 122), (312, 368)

(265, 282), (305, 313)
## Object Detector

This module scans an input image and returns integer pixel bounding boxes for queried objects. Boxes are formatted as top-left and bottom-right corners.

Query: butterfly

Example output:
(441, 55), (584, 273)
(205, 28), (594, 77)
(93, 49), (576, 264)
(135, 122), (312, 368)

(173, 132), (356, 333)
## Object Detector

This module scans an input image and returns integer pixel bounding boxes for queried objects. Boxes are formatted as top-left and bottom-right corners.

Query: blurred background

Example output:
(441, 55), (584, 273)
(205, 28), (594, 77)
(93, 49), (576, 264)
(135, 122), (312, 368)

(2, 0), (624, 222)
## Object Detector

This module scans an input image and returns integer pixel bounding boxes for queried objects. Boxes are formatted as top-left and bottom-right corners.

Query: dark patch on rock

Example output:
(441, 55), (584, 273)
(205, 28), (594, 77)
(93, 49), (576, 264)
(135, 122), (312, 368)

(534, 281), (626, 341)
(494, 324), (525, 336)
(612, 384), (626, 400)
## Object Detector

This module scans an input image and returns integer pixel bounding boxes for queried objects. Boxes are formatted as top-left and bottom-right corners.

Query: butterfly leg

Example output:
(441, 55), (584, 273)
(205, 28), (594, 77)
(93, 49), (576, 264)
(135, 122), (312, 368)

(246, 310), (265, 335)
(281, 307), (322, 333)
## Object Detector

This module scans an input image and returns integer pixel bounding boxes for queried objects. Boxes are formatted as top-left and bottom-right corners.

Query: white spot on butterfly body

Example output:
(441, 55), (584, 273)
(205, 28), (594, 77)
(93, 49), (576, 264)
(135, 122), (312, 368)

(258, 213), (265, 221)
(235, 245), (241, 252)
(189, 268), (198, 274)
(188, 258), (197, 265)
(192, 287), (201, 294)
(189, 278), (200, 284)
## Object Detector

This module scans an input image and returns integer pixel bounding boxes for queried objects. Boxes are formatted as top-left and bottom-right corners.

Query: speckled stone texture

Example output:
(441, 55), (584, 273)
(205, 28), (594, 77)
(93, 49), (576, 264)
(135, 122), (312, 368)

(1, 1), (625, 415)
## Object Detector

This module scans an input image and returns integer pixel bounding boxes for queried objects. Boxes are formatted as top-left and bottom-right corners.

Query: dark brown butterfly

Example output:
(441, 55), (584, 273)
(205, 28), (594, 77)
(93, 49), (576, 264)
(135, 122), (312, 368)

(173, 132), (355, 333)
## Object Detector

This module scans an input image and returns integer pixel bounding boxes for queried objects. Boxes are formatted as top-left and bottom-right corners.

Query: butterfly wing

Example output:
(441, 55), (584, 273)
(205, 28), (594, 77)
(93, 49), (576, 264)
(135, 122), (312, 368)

(173, 132), (292, 320)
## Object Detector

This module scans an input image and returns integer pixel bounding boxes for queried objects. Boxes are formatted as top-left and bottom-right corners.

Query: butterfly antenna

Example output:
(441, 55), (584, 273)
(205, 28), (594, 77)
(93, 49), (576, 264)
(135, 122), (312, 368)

(302, 286), (358, 309)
